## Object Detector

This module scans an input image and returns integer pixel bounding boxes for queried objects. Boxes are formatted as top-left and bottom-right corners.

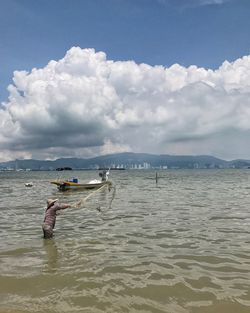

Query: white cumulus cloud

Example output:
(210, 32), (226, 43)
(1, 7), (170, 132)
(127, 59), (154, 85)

(1, 46), (250, 161)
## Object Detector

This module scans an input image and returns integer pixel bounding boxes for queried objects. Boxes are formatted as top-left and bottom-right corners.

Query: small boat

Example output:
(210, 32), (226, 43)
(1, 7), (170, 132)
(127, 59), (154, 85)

(51, 179), (111, 191)
(51, 170), (111, 191)
(25, 182), (33, 187)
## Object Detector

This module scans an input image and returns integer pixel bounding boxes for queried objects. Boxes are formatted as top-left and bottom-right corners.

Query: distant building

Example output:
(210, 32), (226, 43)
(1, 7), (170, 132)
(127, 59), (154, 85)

(143, 162), (151, 169)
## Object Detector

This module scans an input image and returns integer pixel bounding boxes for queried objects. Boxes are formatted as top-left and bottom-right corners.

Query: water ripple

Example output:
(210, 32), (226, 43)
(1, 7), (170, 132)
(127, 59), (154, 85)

(1, 169), (250, 312)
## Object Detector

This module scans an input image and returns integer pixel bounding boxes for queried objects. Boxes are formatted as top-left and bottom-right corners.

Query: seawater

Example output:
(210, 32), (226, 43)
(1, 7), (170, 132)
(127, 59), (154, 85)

(0, 169), (250, 313)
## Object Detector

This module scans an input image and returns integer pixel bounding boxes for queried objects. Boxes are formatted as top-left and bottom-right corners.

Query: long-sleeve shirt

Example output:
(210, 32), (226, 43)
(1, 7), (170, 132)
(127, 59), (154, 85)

(43, 202), (69, 229)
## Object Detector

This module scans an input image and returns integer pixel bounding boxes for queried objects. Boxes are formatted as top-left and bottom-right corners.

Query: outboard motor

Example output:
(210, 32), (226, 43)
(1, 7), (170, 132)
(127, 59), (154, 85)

(99, 170), (109, 182)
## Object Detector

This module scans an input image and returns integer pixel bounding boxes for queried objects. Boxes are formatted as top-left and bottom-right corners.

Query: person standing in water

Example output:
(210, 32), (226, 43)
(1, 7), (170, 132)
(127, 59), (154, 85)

(42, 199), (71, 239)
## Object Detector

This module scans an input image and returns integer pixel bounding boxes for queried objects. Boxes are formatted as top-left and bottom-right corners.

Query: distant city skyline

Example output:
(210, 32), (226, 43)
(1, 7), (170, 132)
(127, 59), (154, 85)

(1, 0), (250, 161)
(1, 152), (250, 171)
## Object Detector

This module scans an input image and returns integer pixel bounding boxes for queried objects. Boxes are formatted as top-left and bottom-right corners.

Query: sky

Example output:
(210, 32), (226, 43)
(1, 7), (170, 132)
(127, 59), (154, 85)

(1, 0), (250, 161)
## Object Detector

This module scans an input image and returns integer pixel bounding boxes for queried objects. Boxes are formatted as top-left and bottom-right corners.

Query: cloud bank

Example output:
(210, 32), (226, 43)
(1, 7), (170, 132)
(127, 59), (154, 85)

(1, 47), (250, 161)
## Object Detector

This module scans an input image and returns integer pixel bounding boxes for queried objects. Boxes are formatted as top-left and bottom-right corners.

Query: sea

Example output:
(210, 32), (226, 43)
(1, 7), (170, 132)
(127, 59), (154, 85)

(0, 169), (250, 313)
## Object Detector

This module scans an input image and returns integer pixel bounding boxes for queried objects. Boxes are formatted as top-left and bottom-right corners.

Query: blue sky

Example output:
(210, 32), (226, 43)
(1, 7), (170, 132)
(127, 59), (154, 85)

(1, 0), (250, 102)
(1, 0), (250, 161)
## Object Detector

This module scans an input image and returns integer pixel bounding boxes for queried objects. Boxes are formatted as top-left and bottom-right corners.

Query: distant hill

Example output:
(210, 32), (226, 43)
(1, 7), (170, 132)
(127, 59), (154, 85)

(0, 152), (250, 170)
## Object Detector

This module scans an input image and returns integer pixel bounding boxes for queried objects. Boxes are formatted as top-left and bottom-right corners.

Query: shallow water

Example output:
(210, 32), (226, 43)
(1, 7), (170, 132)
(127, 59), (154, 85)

(0, 169), (250, 313)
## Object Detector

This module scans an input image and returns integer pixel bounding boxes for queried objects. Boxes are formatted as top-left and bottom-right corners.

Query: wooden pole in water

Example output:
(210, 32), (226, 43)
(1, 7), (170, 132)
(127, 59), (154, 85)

(156, 172), (158, 184)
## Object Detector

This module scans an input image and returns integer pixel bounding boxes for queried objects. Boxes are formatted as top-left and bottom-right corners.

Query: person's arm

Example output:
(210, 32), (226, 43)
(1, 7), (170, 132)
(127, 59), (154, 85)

(57, 203), (71, 211)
